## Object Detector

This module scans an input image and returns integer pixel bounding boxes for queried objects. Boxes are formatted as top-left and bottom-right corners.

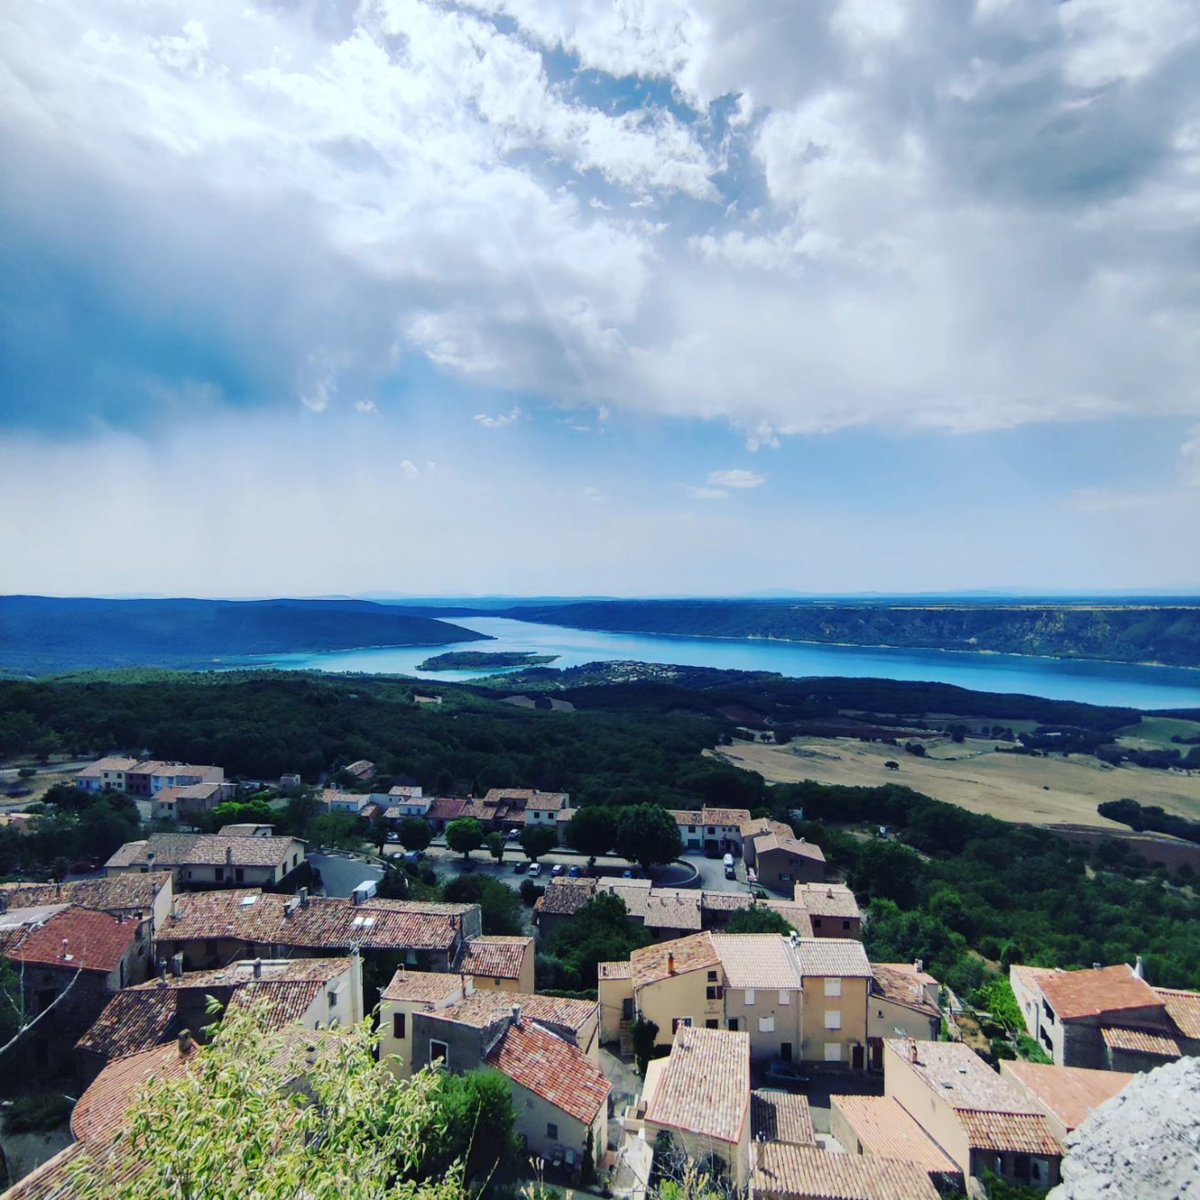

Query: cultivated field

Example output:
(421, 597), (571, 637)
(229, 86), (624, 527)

(708, 737), (1200, 829)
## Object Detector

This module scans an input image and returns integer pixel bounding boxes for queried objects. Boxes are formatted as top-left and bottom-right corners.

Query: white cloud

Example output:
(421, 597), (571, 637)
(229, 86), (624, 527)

(354, 399), (379, 414)
(678, 484), (728, 500)
(399, 459), (421, 479)
(474, 406), (523, 428)
(708, 468), (766, 489)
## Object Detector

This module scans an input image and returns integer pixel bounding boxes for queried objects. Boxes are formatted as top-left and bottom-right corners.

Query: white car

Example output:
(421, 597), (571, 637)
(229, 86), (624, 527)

(527, 862), (542, 878)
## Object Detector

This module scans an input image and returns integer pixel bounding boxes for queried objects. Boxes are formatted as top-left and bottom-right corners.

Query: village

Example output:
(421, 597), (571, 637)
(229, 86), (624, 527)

(2, 754), (1198, 1200)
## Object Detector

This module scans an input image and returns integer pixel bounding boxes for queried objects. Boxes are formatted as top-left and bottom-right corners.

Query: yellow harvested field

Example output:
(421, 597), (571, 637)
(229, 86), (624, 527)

(707, 738), (1200, 829)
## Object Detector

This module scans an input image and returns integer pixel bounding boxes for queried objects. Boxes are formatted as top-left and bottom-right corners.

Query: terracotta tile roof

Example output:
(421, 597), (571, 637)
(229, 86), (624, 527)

(793, 939), (872, 979)
(601, 883), (702, 931)
(458, 935), (532, 980)
(77, 756), (140, 776)
(741, 817), (794, 840)
(712, 933), (801, 990)
(792, 884), (860, 920)
(76, 989), (181, 1062)
(168, 956), (353, 987)
(1100, 1024), (1181, 1056)
(0, 1140), (94, 1200)
(699, 891), (749, 913)
(751, 833), (826, 864)
(1037, 965), (1165, 1022)
(645, 1026), (749, 1145)
(871, 964), (940, 1018)
(481, 789), (568, 811)
(887, 1040), (1038, 1115)
(389, 786), (424, 798)
(701, 807), (753, 827)
(764, 903), (814, 937)
(537, 877), (599, 915)
(105, 832), (303, 871)
(1155, 987), (1200, 1040)
(226, 979), (325, 1024)
(631, 933), (719, 990)
(160, 890), (465, 954)
(668, 809), (704, 827)
(458, 799), (500, 822)
(0, 872), (171, 916)
(380, 969), (468, 1004)
(751, 1090), (816, 1146)
(72, 1038), (200, 1142)
(752, 1142), (940, 1200)
(956, 1110), (1062, 1157)
(428, 990), (597, 1037)
(485, 1020), (609, 1125)
(830, 1096), (959, 1175)
(598, 961), (631, 981)
(1000, 1062), (1134, 1134)
(426, 797), (467, 822)
(2, 906), (135, 974)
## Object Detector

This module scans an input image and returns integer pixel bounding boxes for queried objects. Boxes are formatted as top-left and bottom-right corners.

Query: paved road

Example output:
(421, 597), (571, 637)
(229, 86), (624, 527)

(309, 853), (383, 898)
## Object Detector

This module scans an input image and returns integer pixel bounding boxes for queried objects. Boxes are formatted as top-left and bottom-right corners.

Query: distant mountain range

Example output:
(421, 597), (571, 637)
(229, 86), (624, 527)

(485, 600), (1200, 668)
(0, 596), (488, 676)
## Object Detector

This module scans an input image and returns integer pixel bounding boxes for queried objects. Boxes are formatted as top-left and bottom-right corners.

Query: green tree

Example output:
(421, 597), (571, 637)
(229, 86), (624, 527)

(541, 892), (650, 989)
(446, 818), (484, 861)
(725, 906), (793, 935)
(415, 1071), (517, 1185)
(630, 1016), (659, 1075)
(399, 818), (433, 853)
(72, 998), (466, 1200)
(484, 831), (506, 864)
(311, 810), (366, 851)
(614, 804), (682, 873)
(443, 876), (524, 936)
(566, 806), (616, 859)
(518, 824), (557, 862)
(371, 809), (391, 855)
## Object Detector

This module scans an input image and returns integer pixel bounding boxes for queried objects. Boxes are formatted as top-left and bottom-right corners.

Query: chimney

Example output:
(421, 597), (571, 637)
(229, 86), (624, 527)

(914, 958), (923, 974)
(299, 887), (309, 908)
(907, 1038), (918, 1064)
(0, 893), (7, 915)
(171, 897), (181, 923)
(789, 931), (799, 948)
(226, 846), (234, 867)
(171, 952), (184, 978)
(1134, 955), (1145, 979)
(511, 1003), (522, 1027)
(253, 958), (262, 980)
(158, 958), (168, 981)
(177, 1029), (193, 1056)
(1093, 962), (1102, 970)
(667, 951), (675, 975)
(60, 938), (69, 959)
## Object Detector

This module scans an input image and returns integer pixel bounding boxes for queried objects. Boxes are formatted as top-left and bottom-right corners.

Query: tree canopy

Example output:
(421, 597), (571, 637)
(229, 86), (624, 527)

(614, 805), (682, 872)
(445, 819), (484, 860)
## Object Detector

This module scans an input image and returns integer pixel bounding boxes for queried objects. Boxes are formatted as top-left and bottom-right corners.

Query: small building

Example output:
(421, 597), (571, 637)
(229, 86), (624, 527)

(455, 935), (535, 994)
(75, 756), (140, 794)
(883, 1038), (1061, 1192)
(750, 1141), (939, 1200)
(668, 807), (753, 856)
(424, 796), (467, 833)
(791, 883), (861, 938)
(483, 789), (571, 829)
(750, 1090), (816, 1147)
(791, 938), (873, 1069)
(713, 934), (803, 1065)
(998, 1061), (1134, 1145)
(321, 788), (373, 816)
(640, 1026), (751, 1189)
(124, 762), (224, 799)
(748, 834), (826, 892)
(1, 872), (175, 941)
(830, 1095), (961, 1192)
(342, 760), (376, 781)
(104, 832), (307, 890)
(151, 781), (234, 823)
(535, 877), (600, 941)
(741, 819), (796, 870)
(384, 786), (431, 818)
(868, 962), (941, 1065)
(1010, 962), (1192, 1071)
(0, 905), (146, 1073)
(379, 970), (473, 1078)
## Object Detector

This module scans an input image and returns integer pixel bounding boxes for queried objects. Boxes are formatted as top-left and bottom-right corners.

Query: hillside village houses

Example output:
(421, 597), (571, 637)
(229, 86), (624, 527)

(104, 827), (307, 889)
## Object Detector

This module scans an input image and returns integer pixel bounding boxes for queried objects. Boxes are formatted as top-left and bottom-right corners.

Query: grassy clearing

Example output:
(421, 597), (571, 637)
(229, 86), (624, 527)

(1115, 716), (1200, 751)
(710, 735), (1200, 828)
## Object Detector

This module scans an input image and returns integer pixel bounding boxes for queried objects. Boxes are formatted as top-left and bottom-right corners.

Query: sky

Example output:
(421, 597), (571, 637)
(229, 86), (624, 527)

(1, 0), (1198, 598)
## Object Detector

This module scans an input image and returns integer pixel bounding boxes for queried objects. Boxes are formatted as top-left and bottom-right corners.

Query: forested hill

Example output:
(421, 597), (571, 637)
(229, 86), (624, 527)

(0, 596), (488, 676)
(495, 600), (1200, 667)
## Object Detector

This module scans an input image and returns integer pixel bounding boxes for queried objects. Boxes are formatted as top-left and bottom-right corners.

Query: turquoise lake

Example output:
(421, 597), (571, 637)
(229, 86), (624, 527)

(248, 616), (1200, 710)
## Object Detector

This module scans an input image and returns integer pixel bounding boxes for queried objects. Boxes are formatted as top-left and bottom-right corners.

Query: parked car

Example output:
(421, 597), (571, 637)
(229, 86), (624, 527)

(513, 860), (529, 874)
(527, 862), (542, 878)
(506, 828), (521, 840)
(551, 863), (564, 877)
(402, 850), (423, 865)
(763, 1060), (810, 1091)
(386, 831), (400, 843)
(568, 865), (582, 878)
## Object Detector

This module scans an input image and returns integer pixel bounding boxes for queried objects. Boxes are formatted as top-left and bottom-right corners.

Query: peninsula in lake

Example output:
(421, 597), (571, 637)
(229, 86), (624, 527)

(416, 650), (558, 671)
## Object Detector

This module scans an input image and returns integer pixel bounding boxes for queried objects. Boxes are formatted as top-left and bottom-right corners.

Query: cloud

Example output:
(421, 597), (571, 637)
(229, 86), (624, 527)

(678, 484), (728, 500)
(354, 399), (379, 414)
(474, 406), (523, 428)
(707, 468), (766, 489)
(0, 0), (1197, 446)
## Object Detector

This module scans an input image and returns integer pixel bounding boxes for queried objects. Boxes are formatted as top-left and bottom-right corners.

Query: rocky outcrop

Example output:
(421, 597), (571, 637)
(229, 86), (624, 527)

(1049, 1057), (1200, 1200)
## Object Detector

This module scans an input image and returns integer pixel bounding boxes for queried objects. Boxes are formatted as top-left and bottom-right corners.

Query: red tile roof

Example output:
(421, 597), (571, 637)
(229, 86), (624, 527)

(630, 932), (719, 989)
(751, 1090), (816, 1146)
(426, 797), (467, 822)
(955, 1110), (1062, 1157)
(831, 1096), (959, 1176)
(1037, 965), (1164, 1022)
(1155, 987), (1200, 1040)
(72, 1038), (199, 1142)
(457, 936), (532, 980)
(2, 907), (135, 974)
(1100, 1024), (1181, 1057)
(485, 1020), (609, 1125)
(0, 873), (171, 916)
(1000, 1062), (1134, 1134)
(645, 1026), (749, 1145)
(752, 1142), (939, 1200)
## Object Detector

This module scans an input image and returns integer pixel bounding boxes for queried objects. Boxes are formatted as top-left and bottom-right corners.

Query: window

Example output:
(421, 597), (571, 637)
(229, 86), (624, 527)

(727, 1019), (739, 1032)
(234, 868), (245, 883)
(778, 990), (790, 1005)
(671, 1017), (693, 1033)
(758, 1016), (775, 1033)
(842, 919), (851, 930)
(706, 1019), (719, 1029)
(824, 1010), (842, 1030)
(707, 970), (719, 982)
(824, 1042), (842, 1062)
(546, 1123), (559, 1141)
(214, 867), (224, 883)
(204, 939), (217, 957)
(744, 989), (755, 1005)
(328, 989), (338, 1008)
(780, 873), (793, 883)
(706, 985), (723, 1001)
(824, 978), (842, 998)
(429, 1039), (448, 1066)
(393, 1013), (406, 1039)
(707, 826), (715, 834)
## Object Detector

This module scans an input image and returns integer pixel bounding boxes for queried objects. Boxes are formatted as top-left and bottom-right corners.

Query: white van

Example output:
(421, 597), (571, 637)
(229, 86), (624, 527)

(352, 879), (378, 904)
(723, 853), (736, 880)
